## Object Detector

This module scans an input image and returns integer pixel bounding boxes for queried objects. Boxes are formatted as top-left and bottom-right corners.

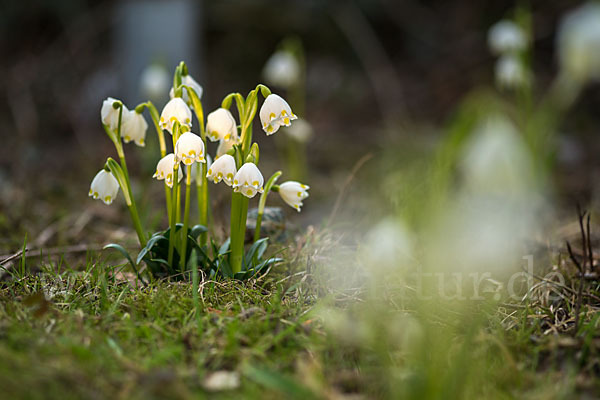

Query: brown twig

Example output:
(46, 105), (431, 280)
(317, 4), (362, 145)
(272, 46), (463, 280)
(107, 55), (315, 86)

(566, 240), (585, 336)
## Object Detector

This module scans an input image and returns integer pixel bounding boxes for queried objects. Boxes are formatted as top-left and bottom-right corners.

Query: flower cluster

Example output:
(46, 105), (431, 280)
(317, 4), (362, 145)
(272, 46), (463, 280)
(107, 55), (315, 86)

(487, 19), (529, 89)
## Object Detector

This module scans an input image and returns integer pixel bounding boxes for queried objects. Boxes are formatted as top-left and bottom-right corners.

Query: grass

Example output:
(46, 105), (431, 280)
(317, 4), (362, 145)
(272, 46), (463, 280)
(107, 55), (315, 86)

(1, 226), (599, 399)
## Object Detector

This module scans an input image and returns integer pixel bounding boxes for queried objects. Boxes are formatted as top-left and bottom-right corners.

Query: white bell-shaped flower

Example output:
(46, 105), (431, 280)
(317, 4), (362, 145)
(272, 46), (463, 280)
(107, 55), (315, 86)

(206, 154), (237, 186)
(159, 97), (192, 134)
(206, 108), (237, 142)
(495, 55), (528, 89)
(121, 110), (148, 147)
(558, 2), (600, 83)
(89, 169), (120, 205)
(488, 20), (527, 55)
(278, 181), (309, 212)
(259, 94), (297, 135)
(153, 153), (183, 188)
(216, 138), (237, 159)
(169, 74), (204, 104)
(175, 131), (206, 166)
(101, 97), (128, 132)
(140, 64), (170, 100)
(233, 163), (264, 198)
(263, 51), (300, 88)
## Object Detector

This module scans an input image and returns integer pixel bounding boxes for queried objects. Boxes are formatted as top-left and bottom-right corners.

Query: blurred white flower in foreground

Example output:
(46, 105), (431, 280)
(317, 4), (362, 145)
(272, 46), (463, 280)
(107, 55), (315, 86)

(233, 163), (264, 198)
(259, 94), (297, 135)
(101, 97), (127, 132)
(89, 170), (119, 205)
(175, 132), (206, 166)
(263, 50), (300, 88)
(169, 74), (204, 104)
(283, 118), (313, 142)
(206, 108), (237, 142)
(278, 181), (309, 211)
(160, 97), (192, 134)
(360, 219), (413, 273)
(153, 153), (182, 188)
(121, 110), (148, 147)
(140, 64), (170, 100)
(558, 2), (600, 83)
(206, 154), (236, 186)
(495, 55), (528, 89)
(488, 20), (527, 55)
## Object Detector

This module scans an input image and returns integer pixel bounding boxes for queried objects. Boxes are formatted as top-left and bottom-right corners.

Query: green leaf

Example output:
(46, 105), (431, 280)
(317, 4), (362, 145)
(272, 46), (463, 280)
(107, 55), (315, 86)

(189, 224), (208, 240)
(244, 238), (269, 270)
(136, 235), (168, 264)
(103, 244), (145, 285)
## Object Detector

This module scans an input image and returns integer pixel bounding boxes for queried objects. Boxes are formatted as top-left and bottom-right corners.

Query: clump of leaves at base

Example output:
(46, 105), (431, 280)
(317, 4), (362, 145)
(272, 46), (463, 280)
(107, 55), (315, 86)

(105, 225), (281, 282)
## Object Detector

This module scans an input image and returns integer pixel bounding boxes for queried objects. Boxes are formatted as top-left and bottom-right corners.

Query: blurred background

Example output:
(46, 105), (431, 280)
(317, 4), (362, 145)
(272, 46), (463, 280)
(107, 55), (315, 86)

(0, 0), (595, 252)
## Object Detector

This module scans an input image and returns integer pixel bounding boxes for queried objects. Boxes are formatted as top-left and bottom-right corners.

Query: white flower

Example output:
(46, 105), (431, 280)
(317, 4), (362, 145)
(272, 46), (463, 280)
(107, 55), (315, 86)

(216, 138), (237, 158)
(169, 74), (204, 104)
(278, 181), (309, 212)
(259, 94), (297, 135)
(121, 110), (148, 147)
(206, 108), (237, 142)
(101, 97), (128, 132)
(159, 97), (192, 134)
(488, 20), (527, 55)
(558, 2), (600, 83)
(153, 153), (182, 188)
(263, 50), (300, 88)
(89, 169), (120, 205)
(283, 118), (313, 142)
(233, 163), (264, 198)
(495, 55), (528, 89)
(174, 132), (205, 166)
(206, 154), (236, 186)
(140, 64), (170, 100)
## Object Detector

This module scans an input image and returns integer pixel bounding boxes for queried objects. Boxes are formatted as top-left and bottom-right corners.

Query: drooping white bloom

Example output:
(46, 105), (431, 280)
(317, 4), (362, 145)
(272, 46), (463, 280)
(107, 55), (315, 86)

(259, 94), (297, 135)
(206, 154), (237, 186)
(558, 2), (600, 83)
(206, 108), (237, 142)
(89, 169), (120, 205)
(121, 110), (148, 147)
(140, 64), (170, 100)
(216, 138), (237, 158)
(278, 181), (309, 212)
(488, 20), (527, 55)
(174, 132), (205, 166)
(495, 55), (528, 89)
(233, 163), (264, 198)
(101, 97), (128, 132)
(169, 74), (204, 105)
(283, 118), (313, 142)
(159, 97), (192, 134)
(263, 50), (301, 88)
(153, 153), (183, 188)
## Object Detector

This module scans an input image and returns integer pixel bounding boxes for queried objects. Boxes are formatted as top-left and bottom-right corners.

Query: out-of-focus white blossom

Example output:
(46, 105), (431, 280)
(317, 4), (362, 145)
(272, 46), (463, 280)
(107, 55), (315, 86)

(153, 153), (182, 188)
(121, 110), (148, 147)
(169, 74), (204, 104)
(89, 169), (120, 205)
(360, 219), (414, 274)
(495, 55), (528, 89)
(174, 132), (205, 166)
(101, 97), (128, 132)
(206, 108), (237, 142)
(488, 20), (527, 55)
(140, 64), (170, 100)
(558, 2), (600, 83)
(206, 154), (237, 186)
(233, 163), (264, 198)
(263, 50), (301, 88)
(277, 181), (309, 211)
(159, 97), (192, 134)
(259, 94), (297, 135)
(283, 118), (313, 142)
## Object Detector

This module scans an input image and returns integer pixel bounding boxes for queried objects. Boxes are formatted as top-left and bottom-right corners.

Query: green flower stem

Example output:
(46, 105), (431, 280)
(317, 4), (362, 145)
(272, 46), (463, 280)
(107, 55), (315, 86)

(254, 171), (282, 243)
(180, 165), (192, 271)
(142, 101), (172, 223)
(167, 123), (181, 268)
(230, 192), (248, 274)
(112, 103), (146, 247)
